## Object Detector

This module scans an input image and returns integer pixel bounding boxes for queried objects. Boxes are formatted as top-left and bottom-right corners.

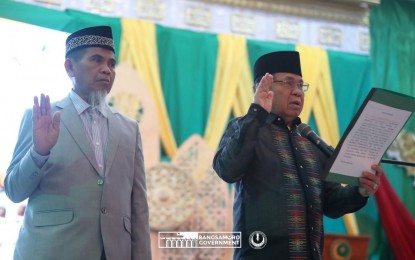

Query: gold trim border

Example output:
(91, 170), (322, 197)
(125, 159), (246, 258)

(194, 0), (377, 25)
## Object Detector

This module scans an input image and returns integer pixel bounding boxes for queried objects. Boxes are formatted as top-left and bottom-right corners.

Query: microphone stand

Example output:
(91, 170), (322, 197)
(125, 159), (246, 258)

(380, 159), (415, 167)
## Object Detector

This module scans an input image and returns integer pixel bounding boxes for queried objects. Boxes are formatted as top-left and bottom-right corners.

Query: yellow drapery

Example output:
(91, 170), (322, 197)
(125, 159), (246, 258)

(118, 23), (361, 234)
(120, 18), (177, 156)
(231, 48), (254, 117)
(296, 45), (359, 235)
(296, 45), (339, 146)
(204, 34), (248, 149)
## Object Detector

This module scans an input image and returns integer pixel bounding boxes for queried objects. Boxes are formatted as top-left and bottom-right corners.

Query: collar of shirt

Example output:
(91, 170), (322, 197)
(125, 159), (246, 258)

(69, 90), (108, 118)
(269, 113), (302, 129)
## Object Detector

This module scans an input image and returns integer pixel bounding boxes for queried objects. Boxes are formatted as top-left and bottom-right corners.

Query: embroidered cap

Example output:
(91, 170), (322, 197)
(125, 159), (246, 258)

(253, 51), (302, 82)
(65, 26), (114, 58)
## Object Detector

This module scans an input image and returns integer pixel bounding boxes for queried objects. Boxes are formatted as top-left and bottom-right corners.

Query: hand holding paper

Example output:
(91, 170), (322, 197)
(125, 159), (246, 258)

(358, 164), (384, 197)
(324, 88), (415, 185)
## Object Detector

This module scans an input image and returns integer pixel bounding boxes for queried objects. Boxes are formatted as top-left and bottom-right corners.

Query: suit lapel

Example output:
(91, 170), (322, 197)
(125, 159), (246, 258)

(56, 97), (102, 175)
(105, 109), (121, 177)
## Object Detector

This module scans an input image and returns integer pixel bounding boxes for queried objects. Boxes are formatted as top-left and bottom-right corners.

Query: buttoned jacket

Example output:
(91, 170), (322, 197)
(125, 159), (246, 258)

(5, 96), (151, 260)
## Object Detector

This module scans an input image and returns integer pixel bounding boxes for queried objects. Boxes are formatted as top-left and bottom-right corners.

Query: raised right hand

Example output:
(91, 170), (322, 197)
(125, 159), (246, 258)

(253, 73), (274, 113)
(32, 94), (61, 156)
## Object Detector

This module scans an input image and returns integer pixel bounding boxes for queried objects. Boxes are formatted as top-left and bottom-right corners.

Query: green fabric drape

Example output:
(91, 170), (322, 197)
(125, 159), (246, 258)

(156, 25), (218, 146)
(0, 0), (122, 59)
(204, 34), (249, 150)
(1, 1), (396, 257)
(327, 51), (373, 135)
(120, 19), (178, 157)
(367, 0), (415, 258)
(370, 0), (415, 132)
(296, 46), (340, 147)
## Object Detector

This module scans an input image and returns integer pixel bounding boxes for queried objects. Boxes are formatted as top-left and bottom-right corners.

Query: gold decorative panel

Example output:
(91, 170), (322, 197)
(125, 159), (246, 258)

(137, 0), (165, 21)
(230, 14), (255, 35)
(275, 20), (300, 41)
(86, 0), (116, 14)
(318, 26), (342, 47)
(184, 6), (212, 28)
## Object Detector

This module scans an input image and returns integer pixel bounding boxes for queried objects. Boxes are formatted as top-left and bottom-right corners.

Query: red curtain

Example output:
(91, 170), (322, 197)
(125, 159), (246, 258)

(375, 174), (415, 259)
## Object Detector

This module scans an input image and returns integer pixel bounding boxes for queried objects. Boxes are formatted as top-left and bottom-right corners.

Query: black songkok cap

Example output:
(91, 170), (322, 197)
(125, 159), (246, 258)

(65, 26), (114, 58)
(253, 51), (302, 82)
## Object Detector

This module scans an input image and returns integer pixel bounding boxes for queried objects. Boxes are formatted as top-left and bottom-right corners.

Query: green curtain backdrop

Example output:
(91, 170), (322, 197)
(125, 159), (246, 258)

(156, 25), (218, 145)
(369, 0), (415, 258)
(0, 0), (122, 59)
(3, 0), (411, 259)
(370, 0), (415, 132)
(327, 51), (373, 135)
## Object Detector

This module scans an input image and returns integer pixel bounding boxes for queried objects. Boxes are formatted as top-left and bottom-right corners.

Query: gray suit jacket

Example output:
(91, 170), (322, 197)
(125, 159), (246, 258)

(5, 96), (151, 260)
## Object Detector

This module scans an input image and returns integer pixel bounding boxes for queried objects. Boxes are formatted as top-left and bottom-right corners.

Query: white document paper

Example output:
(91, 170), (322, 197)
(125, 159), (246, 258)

(329, 101), (411, 178)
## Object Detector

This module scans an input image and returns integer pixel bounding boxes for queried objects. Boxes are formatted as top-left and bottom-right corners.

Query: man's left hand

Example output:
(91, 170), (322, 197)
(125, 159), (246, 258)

(358, 164), (383, 197)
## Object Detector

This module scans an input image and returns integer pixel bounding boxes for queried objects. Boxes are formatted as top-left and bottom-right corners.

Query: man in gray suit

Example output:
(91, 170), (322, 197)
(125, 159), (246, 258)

(5, 26), (151, 260)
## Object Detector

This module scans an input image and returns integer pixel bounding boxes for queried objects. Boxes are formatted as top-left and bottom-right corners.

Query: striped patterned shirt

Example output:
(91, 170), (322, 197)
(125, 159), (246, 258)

(70, 91), (109, 175)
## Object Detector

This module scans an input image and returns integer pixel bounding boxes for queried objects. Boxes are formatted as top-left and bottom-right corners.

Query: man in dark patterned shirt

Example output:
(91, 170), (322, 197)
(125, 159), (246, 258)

(213, 51), (382, 259)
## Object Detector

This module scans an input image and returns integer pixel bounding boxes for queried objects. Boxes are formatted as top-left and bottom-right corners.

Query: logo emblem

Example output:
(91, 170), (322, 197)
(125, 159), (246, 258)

(248, 231), (267, 249)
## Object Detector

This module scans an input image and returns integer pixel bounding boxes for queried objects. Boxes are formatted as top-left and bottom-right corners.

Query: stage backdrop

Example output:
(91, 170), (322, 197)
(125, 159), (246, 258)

(2, 0), (415, 259)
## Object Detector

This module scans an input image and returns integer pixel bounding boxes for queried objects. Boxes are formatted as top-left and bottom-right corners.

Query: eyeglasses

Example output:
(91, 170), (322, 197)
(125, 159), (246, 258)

(273, 80), (309, 92)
